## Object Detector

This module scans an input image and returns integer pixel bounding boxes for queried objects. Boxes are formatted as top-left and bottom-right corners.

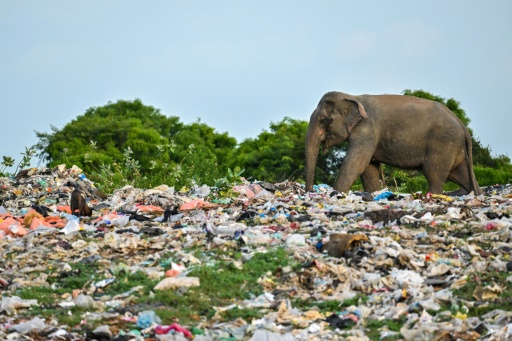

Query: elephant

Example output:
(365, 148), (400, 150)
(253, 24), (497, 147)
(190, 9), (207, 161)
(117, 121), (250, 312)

(305, 91), (482, 195)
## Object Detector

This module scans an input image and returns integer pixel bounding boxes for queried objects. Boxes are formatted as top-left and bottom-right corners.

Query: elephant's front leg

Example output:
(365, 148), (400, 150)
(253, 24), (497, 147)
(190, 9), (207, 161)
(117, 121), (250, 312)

(334, 139), (379, 193)
(360, 162), (381, 193)
(334, 146), (375, 193)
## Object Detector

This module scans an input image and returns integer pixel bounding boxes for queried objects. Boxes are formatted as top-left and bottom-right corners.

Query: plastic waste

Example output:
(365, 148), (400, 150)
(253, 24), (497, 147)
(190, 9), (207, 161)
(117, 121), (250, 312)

(155, 323), (193, 338)
(249, 329), (296, 341)
(91, 325), (112, 339)
(0, 296), (38, 315)
(285, 234), (306, 247)
(61, 219), (80, 234)
(75, 294), (95, 308)
(136, 310), (162, 328)
(391, 269), (425, 288)
(111, 215), (129, 227)
(194, 184), (211, 197)
(94, 277), (116, 289)
(374, 191), (394, 201)
(154, 276), (200, 290)
(9, 317), (46, 333)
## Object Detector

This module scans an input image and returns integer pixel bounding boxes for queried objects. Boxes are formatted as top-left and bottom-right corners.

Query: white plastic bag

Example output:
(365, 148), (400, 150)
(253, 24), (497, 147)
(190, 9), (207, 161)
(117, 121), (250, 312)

(61, 220), (80, 234)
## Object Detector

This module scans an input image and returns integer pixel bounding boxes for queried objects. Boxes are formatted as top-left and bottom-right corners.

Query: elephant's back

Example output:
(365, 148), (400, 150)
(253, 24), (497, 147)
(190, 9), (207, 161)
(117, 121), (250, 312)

(362, 94), (459, 126)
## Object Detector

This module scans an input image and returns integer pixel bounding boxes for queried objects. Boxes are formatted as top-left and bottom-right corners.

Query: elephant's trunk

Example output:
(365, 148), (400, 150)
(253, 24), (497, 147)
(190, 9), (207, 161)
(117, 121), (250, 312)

(305, 122), (323, 192)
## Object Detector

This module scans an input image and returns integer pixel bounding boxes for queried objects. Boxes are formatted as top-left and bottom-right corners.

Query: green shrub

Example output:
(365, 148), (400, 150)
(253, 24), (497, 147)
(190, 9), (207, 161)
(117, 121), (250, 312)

(474, 165), (512, 187)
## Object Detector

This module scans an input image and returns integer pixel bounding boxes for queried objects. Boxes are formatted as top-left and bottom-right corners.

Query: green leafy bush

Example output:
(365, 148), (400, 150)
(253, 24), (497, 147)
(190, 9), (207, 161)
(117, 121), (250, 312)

(474, 165), (512, 186)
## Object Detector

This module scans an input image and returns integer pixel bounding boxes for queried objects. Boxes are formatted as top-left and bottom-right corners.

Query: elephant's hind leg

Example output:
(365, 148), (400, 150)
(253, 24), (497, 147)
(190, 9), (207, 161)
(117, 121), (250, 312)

(423, 157), (453, 194)
(360, 162), (381, 193)
(423, 140), (465, 194)
(447, 162), (472, 194)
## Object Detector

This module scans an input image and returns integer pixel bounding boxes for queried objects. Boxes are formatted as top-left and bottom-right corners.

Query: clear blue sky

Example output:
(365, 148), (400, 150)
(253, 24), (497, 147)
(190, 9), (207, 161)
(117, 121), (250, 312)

(1, 1), (511, 169)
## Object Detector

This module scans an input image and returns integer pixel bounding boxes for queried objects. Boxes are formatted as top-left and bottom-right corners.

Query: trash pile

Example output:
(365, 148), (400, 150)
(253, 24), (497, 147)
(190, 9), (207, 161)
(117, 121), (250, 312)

(1, 165), (512, 340)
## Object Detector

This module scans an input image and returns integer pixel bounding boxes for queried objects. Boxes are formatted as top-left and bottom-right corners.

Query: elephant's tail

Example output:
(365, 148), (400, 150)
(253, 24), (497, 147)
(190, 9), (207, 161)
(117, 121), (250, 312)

(464, 128), (483, 195)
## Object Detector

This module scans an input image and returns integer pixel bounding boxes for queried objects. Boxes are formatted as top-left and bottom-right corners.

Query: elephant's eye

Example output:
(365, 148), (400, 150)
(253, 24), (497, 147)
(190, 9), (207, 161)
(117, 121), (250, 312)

(319, 117), (332, 125)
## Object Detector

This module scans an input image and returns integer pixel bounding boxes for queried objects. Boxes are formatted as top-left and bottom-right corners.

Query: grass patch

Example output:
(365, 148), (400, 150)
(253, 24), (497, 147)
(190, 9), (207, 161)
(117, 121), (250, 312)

(138, 247), (295, 325)
(16, 261), (160, 329)
(46, 261), (102, 289)
(6, 246), (296, 328)
(340, 294), (369, 308)
(103, 270), (159, 297)
(222, 307), (263, 321)
(21, 306), (87, 328)
(17, 286), (67, 306)
(365, 317), (405, 340)
(16, 261), (103, 308)
(453, 271), (512, 316)
(292, 294), (369, 314)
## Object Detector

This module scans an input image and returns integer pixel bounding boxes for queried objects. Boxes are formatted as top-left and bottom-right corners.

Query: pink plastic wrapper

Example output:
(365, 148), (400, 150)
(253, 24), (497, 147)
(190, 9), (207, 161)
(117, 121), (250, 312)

(155, 323), (192, 338)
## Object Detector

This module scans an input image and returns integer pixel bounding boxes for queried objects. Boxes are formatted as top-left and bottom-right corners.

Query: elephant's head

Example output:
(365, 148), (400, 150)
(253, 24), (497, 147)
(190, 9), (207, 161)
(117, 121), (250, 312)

(305, 92), (368, 191)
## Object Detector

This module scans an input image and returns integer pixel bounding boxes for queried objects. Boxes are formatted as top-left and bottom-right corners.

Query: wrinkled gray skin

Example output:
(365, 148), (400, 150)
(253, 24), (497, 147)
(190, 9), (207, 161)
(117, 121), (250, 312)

(305, 91), (482, 195)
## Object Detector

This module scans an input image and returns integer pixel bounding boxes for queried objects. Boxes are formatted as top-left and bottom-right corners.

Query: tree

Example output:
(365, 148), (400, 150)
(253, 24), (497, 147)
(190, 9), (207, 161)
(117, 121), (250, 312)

(35, 99), (179, 169)
(229, 117), (343, 184)
(33, 99), (237, 187)
(229, 117), (307, 182)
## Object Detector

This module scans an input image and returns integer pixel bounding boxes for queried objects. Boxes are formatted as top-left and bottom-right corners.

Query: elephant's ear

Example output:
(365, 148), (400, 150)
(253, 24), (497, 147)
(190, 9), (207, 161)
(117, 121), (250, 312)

(344, 99), (368, 134)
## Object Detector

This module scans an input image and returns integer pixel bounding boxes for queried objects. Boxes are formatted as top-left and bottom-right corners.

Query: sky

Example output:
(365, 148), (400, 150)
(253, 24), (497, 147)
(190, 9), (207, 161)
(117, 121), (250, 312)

(1, 1), (511, 170)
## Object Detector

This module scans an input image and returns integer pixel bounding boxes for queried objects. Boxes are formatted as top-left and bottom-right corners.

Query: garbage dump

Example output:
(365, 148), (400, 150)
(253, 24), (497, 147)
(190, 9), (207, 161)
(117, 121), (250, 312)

(0, 165), (512, 340)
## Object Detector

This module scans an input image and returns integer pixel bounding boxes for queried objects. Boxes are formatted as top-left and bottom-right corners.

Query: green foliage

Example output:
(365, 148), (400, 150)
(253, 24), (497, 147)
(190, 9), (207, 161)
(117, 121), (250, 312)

(104, 270), (158, 296)
(20, 305), (87, 328)
(16, 259), (161, 330)
(143, 247), (294, 324)
(365, 317), (406, 340)
(474, 165), (512, 186)
(0, 147), (36, 177)
(453, 271), (512, 317)
(221, 307), (263, 321)
(213, 166), (245, 191)
(229, 117), (341, 184)
(17, 285), (68, 305)
(340, 293), (369, 308)
(292, 298), (342, 312)
(229, 117), (308, 182)
(293, 294), (369, 314)
(33, 99), (237, 191)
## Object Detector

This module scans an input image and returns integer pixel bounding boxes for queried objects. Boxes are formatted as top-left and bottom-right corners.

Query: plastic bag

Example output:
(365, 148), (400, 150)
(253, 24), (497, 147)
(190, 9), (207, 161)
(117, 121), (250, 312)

(10, 317), (46, 333)
(136, 310), (162, 328)
(61, 220), (80, 234)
